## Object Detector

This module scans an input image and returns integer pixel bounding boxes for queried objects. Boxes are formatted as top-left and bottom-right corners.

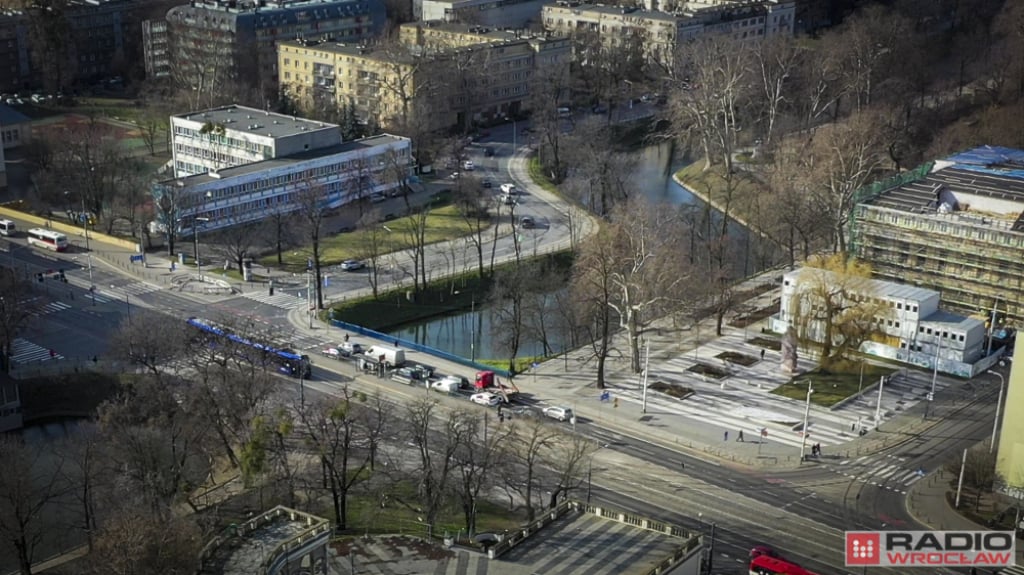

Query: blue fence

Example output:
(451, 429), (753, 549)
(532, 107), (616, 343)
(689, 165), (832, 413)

(329, 319), (511, 379)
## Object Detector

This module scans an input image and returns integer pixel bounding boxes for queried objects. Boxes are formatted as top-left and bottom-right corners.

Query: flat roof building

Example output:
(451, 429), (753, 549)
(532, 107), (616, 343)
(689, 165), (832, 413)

(772, 268), (988, 377)
(850, 146), (1024, 329)
(419, 0), (549, 28)
(156, 111), (411, 235)
(170, 104), (342, 178)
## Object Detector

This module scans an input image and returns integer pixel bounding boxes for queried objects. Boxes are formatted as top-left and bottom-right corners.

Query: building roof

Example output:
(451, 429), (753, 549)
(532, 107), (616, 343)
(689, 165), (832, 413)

(408, 20), (558, 42)
(785, 268), (939, 303)
(918, 309), (985, 332)
(164, 133), (408, 186)
(172, 105), (338, 140)
(544, 2), (680, 23)
(865, 146), (1024, 217)
(200, 506), (330, 575)
(0, 104), (31, 127)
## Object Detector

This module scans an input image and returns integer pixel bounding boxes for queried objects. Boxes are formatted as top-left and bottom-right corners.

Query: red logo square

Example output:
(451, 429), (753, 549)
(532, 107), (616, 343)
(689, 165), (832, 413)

(846, 532), (881, 566)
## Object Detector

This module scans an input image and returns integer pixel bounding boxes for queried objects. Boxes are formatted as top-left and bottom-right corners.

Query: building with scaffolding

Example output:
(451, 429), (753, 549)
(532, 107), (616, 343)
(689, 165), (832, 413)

(849, 146), (1024, 331)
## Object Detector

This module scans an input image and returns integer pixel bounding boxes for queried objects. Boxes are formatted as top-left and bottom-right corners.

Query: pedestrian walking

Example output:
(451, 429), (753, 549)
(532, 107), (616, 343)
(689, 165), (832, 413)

(680, 461), (685, 471)
(613, 397), (619, 409)
(499, 413), (505, 423)
(49, 349), (55, 358)
(760, 349), (766, 360)
(724, 431), (729, 442)
(344, 333), (350, 342)
(738, 430), (744, 442)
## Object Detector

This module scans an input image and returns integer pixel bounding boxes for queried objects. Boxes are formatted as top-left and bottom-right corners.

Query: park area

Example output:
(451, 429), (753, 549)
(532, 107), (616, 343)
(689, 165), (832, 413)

(771, 359), (897, 408)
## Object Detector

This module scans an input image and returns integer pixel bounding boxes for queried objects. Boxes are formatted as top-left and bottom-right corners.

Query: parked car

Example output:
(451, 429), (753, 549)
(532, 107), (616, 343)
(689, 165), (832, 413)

(519, 216), (535, 229)
(481, 179), (493, 189)
(484, 147), (495, 157)
(470, 392), (502, 407)
(340, 341), (363, 355)
(449, 172), (461, 180)
(436, 375), (470, 390)
(500, 183), (516, 195)
(431, 379), (460, 394)
(370, 192), (386, 203)
(341, 259), (365, 271)
(463, 160), (475, 171)
(542, 406), (574, 422)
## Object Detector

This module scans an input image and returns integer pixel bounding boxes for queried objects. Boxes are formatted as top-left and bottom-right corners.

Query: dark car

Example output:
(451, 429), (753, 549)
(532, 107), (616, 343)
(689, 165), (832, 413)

(485, 147), (495, 157)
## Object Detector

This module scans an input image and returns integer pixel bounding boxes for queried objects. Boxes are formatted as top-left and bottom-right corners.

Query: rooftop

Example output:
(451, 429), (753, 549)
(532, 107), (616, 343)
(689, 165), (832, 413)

(408, 20), (556, 42)
(919, 309), (985, 332)
(545, 2), (680, 22)
(173, 105), (339, 140)
(200, 506), (330, 575)
(164, 134), (407, 186)
(864, 146), (1024, 229)
(785, 268), (940, 304)
(0, 104), (31, 127)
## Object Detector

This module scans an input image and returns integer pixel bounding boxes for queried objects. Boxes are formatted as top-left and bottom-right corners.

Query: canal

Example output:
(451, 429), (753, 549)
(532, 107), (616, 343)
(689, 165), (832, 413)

(386, 142), (777, 361)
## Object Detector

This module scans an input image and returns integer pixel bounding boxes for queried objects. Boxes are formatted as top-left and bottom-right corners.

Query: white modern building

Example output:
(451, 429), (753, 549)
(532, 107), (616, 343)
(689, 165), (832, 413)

(170, 105), (344, 178)
(771, 268), (989, 377)
(155, 131), (411, 235)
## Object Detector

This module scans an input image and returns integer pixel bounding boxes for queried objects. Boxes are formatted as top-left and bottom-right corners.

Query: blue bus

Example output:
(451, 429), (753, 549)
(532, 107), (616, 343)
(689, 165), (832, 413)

(186, 317), (312, 378)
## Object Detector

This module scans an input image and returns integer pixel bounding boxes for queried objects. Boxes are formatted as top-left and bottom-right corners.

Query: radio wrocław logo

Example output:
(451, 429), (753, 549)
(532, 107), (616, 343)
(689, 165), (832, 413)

(845, 531), (1015, 567)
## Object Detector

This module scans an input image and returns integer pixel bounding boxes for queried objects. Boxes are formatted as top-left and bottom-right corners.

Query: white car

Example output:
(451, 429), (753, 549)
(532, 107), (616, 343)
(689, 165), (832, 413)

(542, 406), (574, 422)
(341, 259), (365, 271)
(463, 160), (475, 171)
(500, 183), (517, 195)
(470, 392), (502, 407)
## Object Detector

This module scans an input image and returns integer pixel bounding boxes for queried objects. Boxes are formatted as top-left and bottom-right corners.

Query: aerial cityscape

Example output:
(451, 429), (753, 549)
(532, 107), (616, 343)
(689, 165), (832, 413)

(1, 0), (1024, 574)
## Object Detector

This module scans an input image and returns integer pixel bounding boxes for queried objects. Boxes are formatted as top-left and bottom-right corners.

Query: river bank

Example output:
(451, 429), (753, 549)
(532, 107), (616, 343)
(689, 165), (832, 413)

(672, 160), (768, 236)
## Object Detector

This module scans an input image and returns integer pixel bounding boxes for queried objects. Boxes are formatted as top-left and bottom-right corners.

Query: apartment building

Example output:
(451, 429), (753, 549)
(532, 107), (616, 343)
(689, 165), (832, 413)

(278, 22), (570, 131)
(0, 0), (160, 92)
(156, 106), (411, 234)
(146, 0), (386, 83)
(542, 0), (794, 65)
(771, 268), (988, 377)
(419, 0), (549, 28)
(850, 146), (1024, 328)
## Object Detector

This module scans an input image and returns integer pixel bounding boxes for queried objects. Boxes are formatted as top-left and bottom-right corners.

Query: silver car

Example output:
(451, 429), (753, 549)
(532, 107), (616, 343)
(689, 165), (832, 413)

(542, 406), (574, 422)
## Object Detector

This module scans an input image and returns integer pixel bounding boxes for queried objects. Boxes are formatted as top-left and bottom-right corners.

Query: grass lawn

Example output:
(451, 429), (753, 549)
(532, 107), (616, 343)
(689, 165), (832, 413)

(344, 479), (525, 538)
(771, 360), (897, 408)
(477, 356), (546, 375)
(527, 156), (560, 195)
(675, 160), (765, 226)
(263, 203), (480, 271)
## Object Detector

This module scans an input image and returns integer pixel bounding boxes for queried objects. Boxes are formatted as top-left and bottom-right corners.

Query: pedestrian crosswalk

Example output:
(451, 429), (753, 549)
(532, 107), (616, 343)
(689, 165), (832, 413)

(32, 301), (71, 316)
(827, 453), (926, 494)
(239, 291), (307, 309)
(99, 281), (162, 299)
(10, 339), (64, 363)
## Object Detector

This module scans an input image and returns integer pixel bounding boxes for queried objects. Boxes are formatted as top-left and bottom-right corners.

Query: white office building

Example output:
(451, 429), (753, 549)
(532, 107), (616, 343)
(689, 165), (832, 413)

(170, 105), (343, 178)
(771, 268), (989, 377)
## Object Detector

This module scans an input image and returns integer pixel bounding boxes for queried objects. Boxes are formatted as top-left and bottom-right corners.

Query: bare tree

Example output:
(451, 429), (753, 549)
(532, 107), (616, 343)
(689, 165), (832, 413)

(0, 435), (68, 575)
(55, 428), (107, 551)
(752, 36), (799, 147)
(452, 413), (512, 537)
(107, 309), (189, 378)
(506, 419), (559, 521)
(570, 226), (618, 388)
(294, 175), (331, 309)
(489, 261), (534, 373)
(603, 197), (693, 372)
(945, 446), (1001, 512)
(404, 399), (470, 531)
(400, 204), (431, 295)
(542, 431), (594, 509)
(527, 62), (573, 182)
(356, 212), (391, 299)
(452, 179), (491, 279)
(209, 219), (262, 274)
(81, 505), (202, 575)
(0, 269), (38, 373)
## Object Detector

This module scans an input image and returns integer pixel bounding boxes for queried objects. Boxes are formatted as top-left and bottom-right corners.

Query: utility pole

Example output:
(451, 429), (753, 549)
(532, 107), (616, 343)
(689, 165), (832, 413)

(955, 447), (968, 508)
(641, 339), (650, 414)
(990, 370), (1005, 453)
(704, 523), (716, 575)
(874, 375), (887, 424)
(926, 335), (944, 419)
(307, 268), (313, 329)
(799, 381), (813, 463)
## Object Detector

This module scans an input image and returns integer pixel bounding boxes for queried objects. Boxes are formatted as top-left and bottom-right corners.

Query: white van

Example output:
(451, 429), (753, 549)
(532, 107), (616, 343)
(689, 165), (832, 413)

(0, 219), (15, 236)
(500, 183), (516, 195)
(365, 344), (406, 367)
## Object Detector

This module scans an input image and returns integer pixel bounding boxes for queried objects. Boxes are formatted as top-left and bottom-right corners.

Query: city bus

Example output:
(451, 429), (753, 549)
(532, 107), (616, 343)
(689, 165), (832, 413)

(750, 555), (820, 575)
(0, 219), (15, 236)
(26, 228), (68, 252)
(186, 317), (312, 378)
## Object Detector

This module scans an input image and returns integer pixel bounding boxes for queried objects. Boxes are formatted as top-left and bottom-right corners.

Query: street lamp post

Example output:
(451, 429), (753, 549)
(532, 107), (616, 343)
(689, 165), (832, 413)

(192, 216), (210, 281)
(989, 370), (1005, 453)
(66, 191), (96, 305)
(799, 381), (813, 463)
